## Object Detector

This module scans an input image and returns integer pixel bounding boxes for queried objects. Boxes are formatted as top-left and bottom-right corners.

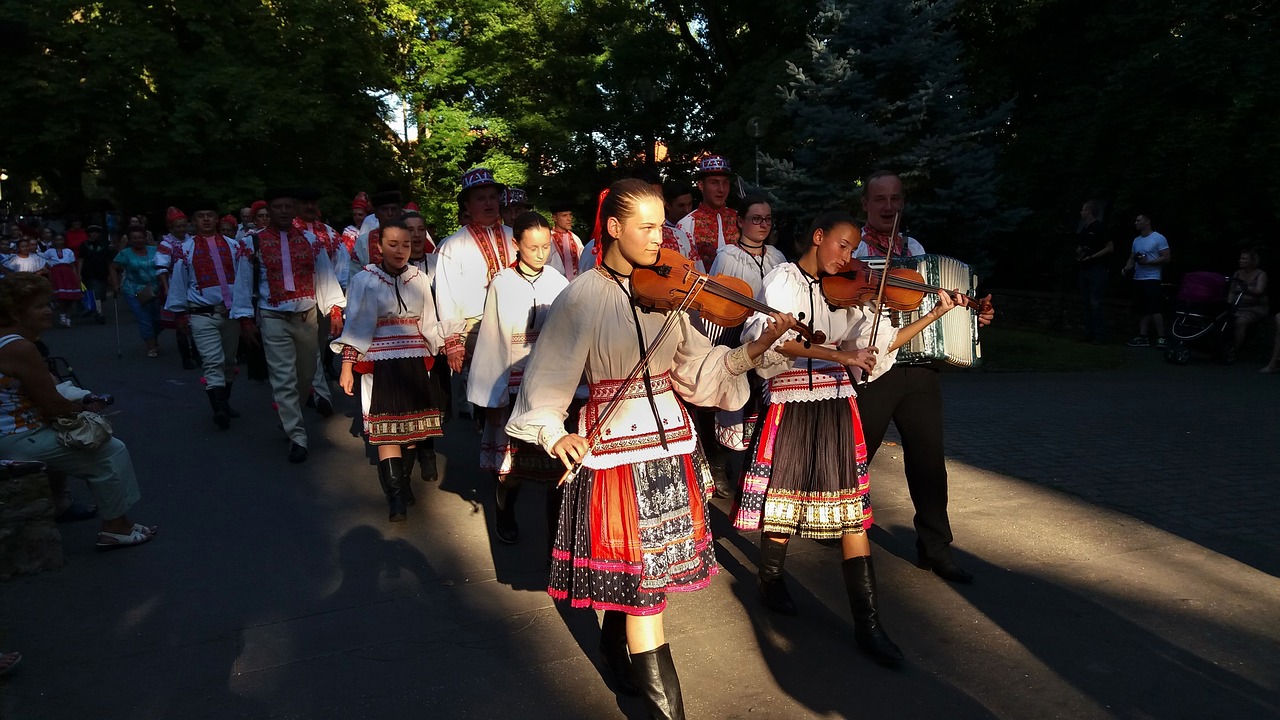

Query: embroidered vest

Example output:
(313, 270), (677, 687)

(257, 228), (318, 304)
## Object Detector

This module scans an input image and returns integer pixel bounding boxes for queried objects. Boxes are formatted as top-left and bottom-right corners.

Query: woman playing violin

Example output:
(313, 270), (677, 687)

(732, 210), (904, 667)
(506, 178), (795, 717)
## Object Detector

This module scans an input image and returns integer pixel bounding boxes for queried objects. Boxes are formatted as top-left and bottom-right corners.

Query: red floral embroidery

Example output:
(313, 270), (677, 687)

(295, 219), (337, 256)
(191, 235), (237, 291)
(367, 228), (383, 266)
(256, 228), (319, 304)
(469, 224), (510, 283)
(690, 204), (739, 269)
(552, 230), (580, 275)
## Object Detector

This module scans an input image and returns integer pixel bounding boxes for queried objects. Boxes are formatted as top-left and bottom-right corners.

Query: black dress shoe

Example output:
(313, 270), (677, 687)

(315, 396), (334, 417)
(916, 543), (973, 584)
(288, 443), (309, 463)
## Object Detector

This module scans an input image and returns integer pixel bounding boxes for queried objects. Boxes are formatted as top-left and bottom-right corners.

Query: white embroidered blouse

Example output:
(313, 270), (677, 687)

(467, 265), (570, 409)
(330, 264), (460, 361)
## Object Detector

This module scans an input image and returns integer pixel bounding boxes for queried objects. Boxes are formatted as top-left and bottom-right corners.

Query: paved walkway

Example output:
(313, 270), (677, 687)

(1, 320), (1277, 719)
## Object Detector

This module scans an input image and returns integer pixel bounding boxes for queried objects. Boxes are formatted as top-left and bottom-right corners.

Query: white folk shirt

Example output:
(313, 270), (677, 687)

(163, 234), (242, 311)
(742, 263), (875, 403)
(548, 230), (584, 281)
(229, 228), (346, 319)
(854, 236), (927, 381)
(578, 239), (599, 275)
(466, 265), (570, 409)
(506, 266), (766, 470)
(434, 223), (516, 326)
(330, 264), (461, 417)
(155, 233), (190, 275)
(40, 248), (77, 267)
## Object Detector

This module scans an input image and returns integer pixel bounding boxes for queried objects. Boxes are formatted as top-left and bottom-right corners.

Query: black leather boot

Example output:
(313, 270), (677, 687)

(417, 440), (438, 481)
(630, 643), (685, 720)
(841, 556), (903, 667)
(378, 458), (407, 522)
(757, 538), (798, 616)
(599, 610), (638, 696)
(401, 446), (417, 482)
(207, 386), (230, 430)
(399, 455), (416, 508)
(494, 480), (520, 544)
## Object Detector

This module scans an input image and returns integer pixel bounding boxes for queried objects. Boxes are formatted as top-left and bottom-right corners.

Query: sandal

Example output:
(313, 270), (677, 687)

(95, 526), (156, 551)
(0, 651), (20, 677)
(55, 501), (99, 523)
(146, 348), (159, 358)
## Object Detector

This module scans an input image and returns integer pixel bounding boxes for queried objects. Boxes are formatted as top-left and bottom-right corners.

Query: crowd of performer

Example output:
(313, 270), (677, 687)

(16, 157), (993, 719)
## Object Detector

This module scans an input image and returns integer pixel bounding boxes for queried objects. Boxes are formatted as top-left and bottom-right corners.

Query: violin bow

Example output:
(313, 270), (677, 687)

(558, 275), (710, 486)
(865, 210), (901, 353)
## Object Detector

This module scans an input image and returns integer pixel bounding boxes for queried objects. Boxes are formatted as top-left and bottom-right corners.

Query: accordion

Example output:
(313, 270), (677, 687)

(880, 254), (983, 368)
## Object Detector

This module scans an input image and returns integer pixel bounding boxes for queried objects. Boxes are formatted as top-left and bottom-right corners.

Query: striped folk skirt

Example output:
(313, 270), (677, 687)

(732, 397), (872, 539)
(549, 448), (717, 615)
(365, 356), (444, 445)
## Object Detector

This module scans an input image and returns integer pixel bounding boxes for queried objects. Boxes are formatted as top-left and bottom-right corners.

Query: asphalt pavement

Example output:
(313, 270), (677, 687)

(1, 314), (1278, 719)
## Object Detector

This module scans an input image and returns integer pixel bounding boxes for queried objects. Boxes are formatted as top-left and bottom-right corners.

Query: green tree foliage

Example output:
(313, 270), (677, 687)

(759, 0), (1024, 267)
(0, 0), (396, 214)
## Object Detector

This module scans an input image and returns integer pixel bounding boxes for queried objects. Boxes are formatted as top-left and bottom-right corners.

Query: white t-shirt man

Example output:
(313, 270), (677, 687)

(1131, 231), (1169, 281)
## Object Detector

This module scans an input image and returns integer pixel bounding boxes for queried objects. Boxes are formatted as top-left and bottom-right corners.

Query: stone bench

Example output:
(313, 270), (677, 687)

(0, 461), (65, 578)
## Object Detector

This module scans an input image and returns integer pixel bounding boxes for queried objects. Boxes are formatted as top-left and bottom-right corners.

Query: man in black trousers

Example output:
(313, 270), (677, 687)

(853, 170), (994, 584)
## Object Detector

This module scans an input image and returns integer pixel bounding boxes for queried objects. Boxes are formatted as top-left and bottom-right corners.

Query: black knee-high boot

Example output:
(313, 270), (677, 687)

(400, 445), (417, 506)
(599, 610), (638, 696)
(206, 386), (231, 430)
(225, 381), (241, 418)
(841, 556), (903, 666)
(378, 457), (407, 522)
(757, 538), (798, 615)
(417, 439), (438, 481)
(494, 479), (520, 544)
(630, 643), (684, 720)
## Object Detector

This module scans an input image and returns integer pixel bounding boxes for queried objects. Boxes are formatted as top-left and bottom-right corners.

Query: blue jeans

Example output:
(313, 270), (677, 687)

(1078, 264), (1108, 340)
(123, 293), (162, 341)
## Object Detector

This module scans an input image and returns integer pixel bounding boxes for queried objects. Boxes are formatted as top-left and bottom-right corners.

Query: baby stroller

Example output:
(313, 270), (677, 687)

(1164, 272), (1240, 365)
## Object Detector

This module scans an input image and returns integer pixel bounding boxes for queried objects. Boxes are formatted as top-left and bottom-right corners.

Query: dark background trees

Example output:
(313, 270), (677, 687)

(0, 0), (1274, 283)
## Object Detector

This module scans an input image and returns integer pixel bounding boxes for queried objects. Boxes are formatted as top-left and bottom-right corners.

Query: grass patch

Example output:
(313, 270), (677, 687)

(968, 326), (1127, 372)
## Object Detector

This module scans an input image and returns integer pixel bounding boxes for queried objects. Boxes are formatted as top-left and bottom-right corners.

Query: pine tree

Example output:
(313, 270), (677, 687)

(762, 0), (1023, 266)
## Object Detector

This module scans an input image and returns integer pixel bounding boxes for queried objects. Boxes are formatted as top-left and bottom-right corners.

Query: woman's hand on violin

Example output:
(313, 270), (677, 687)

(835, 346), (878, 374)
(746, 312), (799, 359)
(552, 433), (590, 472)
(926, 290), (958, 319)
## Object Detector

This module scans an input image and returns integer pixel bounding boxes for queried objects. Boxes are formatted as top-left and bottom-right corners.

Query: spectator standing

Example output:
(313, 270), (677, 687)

(1124, 213), (1171, 348)
(65, 219), (87, 255)
(1075, 199), (1112, 343)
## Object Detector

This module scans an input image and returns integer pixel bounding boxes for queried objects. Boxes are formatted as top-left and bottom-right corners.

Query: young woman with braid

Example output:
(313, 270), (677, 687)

(506, 179), (795, 719)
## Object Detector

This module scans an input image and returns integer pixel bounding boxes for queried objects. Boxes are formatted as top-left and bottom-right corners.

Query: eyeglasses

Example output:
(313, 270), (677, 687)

(747, 215), (773, 226)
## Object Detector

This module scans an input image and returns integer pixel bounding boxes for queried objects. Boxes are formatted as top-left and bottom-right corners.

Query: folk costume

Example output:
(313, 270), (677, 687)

(732, 260), (904, 666)
(853, 231), (973, 583)
(231, 193), (346, 462)
(41, 248), (82, 301)
(545, 201), (584, 281)
(676, 156), (739, 270)
(156, 207), (200, 368)
(707, 242), (788, 452)
(2, 254), (47, 274)
(732, 262), (876, 539)
(435, 168), (516, 370)
(661, 220), (703, 272)
(468, 262), (574, 544)
(332, 262), (458, 517)
(293, 206), (343, 410)
(506, 265), (770, 614)
(164, 231), (244, 428)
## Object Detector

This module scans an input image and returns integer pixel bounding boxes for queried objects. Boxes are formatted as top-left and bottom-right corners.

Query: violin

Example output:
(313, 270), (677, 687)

(819, 257), (993, 314)
(631, 248), (827, 346)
